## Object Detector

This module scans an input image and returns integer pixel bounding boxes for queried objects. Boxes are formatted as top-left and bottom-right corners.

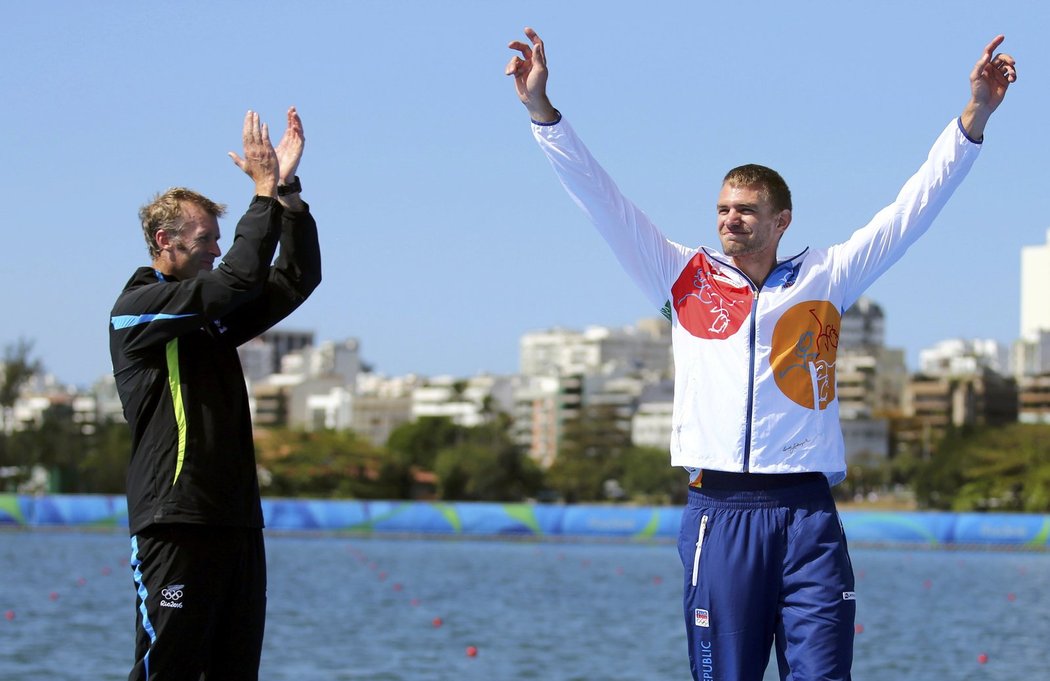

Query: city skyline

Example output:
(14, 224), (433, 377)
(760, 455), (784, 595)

(14, 299), (1027, 392)
(4, 3), (1049, 389)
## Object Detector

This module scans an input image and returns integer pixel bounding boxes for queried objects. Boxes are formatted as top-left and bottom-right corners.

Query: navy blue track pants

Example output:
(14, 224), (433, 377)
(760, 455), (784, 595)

(677, 473), (855, 681)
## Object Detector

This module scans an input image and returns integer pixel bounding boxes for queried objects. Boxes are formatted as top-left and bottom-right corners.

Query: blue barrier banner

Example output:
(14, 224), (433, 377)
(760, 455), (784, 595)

(2, 494), (1048, 548)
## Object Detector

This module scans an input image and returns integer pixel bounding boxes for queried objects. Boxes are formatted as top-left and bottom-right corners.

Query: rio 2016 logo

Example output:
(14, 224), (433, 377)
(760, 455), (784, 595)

(160, 584), (185, 609)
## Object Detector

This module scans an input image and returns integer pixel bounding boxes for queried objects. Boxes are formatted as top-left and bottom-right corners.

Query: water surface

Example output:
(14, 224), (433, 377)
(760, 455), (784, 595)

(1, 530), (1046, 680)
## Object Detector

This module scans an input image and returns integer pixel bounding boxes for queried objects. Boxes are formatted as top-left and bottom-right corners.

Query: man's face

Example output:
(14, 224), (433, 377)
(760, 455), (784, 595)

(716, 183), (788, 259)
(166, 202), (222, 279)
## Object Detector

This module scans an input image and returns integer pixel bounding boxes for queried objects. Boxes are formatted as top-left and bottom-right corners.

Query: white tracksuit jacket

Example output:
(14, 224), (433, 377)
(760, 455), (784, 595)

(532, 116), (981, 483)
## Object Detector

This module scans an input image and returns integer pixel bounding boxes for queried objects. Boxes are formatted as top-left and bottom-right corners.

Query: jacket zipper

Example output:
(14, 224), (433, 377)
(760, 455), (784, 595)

(743, 289), (759, 472)
(701, 250), (803, 474)
(691, 514), (709, 587)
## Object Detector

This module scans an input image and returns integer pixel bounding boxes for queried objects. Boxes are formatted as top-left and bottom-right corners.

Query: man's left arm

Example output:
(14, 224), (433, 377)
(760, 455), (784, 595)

(832, 36), (1017, 306)
(959, 35), (1017, 143)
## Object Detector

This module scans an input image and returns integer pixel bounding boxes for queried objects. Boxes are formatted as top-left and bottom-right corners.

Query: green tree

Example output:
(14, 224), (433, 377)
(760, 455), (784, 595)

(910, 425), (976, 509)
(433, 417), (542, 501)
(257, 428), (401, 499)
(546, 404), (631, 503)
(386, 416), (467, 470)
(380, 417), (470, 498)
(620, 445), (688, 505)
(951, 424), (1050, 512)
(910, 423), (1050, 512)
(0, 338), (42, 433)
(78, 420), (132, 493)
(834, 451), (894, 503)
(3, 403), (82, 492)
(434, 443), (496, 500)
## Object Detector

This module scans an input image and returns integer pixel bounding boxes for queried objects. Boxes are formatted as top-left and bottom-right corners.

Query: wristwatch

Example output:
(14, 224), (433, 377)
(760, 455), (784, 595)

(277, 176), (302, 196)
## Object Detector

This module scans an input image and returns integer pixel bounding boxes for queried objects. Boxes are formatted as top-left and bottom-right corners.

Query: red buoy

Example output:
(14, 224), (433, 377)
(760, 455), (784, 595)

(432, 617), (443, 628)
(4, 610), (14, 621)
(978, 653), (988, 665)
(466, 646), (478, 657)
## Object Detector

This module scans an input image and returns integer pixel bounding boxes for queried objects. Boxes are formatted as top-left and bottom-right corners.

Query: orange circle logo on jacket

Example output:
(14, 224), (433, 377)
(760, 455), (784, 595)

(770, 301), (840, 410)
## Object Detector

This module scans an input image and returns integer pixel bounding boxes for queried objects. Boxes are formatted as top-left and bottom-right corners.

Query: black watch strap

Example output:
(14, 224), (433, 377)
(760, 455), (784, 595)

(277, 176), (302, 196)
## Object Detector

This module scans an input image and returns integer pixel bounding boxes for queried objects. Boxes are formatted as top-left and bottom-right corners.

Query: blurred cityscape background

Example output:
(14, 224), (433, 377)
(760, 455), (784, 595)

(2, 229), (1049, 511)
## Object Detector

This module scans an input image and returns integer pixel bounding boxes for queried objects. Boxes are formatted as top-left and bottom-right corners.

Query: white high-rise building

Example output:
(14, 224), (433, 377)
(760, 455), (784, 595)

(1014, 229), (1050, 377)
(1021, 228), (1050, 341)
(520, 320), (671, 378)
(919, 338), (1009, 377)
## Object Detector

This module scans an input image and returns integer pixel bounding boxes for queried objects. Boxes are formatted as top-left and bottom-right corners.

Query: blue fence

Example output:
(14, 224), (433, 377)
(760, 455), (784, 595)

(2, 494), (1048, 548)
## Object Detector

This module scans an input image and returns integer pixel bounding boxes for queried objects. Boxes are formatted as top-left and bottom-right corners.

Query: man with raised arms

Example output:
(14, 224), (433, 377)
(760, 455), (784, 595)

(506, 27), (1016, 681)
(110, 108), (321, 680)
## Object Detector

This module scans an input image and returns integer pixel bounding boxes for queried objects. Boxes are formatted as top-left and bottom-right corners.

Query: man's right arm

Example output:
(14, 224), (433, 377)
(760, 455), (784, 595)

(507, 27), (690, 309)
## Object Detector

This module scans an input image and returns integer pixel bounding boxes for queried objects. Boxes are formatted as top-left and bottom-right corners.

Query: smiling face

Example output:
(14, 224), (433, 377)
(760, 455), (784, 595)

(716, 183), (789, 260)
(140, 187), (227, 279)
(158, 201), (222, 279)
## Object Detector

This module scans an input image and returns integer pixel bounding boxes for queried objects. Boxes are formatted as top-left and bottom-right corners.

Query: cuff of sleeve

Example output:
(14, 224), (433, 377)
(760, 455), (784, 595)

(531, 109), (562, 127)
(957, 117), (983, 145)
(251, 195), (281, 206)
(282, 199), (310, 214)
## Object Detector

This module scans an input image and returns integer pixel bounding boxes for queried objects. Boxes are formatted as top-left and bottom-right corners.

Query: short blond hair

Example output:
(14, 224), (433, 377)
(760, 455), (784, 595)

(139, 188), (227, 258)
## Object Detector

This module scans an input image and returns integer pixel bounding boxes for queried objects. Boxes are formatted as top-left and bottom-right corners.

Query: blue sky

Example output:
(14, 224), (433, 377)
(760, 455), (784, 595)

(3, 1), (1048, 388)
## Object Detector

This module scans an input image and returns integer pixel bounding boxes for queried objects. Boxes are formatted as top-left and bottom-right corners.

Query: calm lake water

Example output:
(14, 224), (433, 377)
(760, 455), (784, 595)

(1, 529), (1048, 680)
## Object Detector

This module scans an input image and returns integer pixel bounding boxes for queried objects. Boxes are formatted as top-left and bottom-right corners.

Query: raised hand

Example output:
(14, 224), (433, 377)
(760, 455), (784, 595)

(228, 110), (279, 197)
(970, 35), (1017, 113)
(506, 27), (558, 122)
(274, 106), (305, 185)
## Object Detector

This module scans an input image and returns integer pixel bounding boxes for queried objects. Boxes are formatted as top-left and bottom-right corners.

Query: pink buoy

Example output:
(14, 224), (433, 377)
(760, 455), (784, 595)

(4, 610), (14, 621)
(466, 646), (478, 657)
(977, 653), (988, 665)
(855, 624), (864, 634)
(49, 592), (59, 602)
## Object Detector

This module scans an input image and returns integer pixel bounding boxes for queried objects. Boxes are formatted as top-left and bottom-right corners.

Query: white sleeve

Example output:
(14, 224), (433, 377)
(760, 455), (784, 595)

(832, 118), (982, 308)
(532, 117), (693, 309)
